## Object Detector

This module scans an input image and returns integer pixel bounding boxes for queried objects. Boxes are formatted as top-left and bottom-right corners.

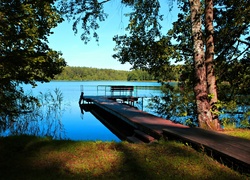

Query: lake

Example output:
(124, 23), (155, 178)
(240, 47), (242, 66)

(1, 81), (163, 142)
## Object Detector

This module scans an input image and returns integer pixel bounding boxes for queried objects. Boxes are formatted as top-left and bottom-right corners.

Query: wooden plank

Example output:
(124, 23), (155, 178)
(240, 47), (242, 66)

(111, 86), (134, 91)
(82, 95), (250, 173)
(163, 127), (250, 173)
(127, 136), (144, 143)
(134, 130), (155, 142)
(84, 96), (188, 137)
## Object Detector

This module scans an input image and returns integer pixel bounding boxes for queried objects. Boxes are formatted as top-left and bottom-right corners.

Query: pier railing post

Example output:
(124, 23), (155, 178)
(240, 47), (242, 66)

(80, 85), (83, 92)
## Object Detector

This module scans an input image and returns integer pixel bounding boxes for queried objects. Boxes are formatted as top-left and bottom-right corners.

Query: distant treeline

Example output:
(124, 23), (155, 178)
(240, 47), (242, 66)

(54, 66), (182, 81)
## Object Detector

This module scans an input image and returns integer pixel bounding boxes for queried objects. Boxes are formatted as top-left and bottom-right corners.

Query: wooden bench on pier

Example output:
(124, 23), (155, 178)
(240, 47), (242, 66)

(110, 86), (134, 97)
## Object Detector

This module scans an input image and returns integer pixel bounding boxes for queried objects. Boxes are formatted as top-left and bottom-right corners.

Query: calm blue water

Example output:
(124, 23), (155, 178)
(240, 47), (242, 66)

(2, 81), (162, 141)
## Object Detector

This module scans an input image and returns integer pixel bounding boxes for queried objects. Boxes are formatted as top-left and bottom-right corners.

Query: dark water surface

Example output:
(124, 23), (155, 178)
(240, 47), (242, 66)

(2, 81), (163, 141)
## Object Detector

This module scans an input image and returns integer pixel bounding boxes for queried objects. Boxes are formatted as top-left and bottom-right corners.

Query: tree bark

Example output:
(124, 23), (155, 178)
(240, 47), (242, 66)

(189, 0), (213, 129)
(205, 0), (222, 130)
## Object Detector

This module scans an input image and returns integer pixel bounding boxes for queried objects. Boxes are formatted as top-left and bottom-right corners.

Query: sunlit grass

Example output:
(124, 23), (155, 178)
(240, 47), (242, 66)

(0, 135), (248, 179)
(221, 128), (250, 140)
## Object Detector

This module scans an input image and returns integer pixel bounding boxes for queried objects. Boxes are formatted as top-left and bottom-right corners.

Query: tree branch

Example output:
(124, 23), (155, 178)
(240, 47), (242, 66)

(237, 38), (250, 46)
(99, 0), (111, 5)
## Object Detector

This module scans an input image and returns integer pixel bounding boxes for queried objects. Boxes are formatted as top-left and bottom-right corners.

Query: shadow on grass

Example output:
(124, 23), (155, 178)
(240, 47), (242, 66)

(0, 135), (247, 179)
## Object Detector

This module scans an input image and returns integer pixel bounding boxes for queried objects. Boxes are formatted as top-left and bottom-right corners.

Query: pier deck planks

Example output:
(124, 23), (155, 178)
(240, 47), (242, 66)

(82, 96), (250, 173)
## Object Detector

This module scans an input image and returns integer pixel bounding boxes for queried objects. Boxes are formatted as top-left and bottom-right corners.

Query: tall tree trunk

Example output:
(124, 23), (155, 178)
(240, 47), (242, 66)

(205, 0), (222, 130)
(189, 0), (213, 129)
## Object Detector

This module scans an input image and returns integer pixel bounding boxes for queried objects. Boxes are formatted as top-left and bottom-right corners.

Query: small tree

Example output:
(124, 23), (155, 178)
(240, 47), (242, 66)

(0, 0), (66, 118)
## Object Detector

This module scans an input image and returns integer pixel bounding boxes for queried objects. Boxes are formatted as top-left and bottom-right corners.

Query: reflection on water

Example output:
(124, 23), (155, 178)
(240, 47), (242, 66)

(0, 89), (67, 139)
(1, 81), (163, 141)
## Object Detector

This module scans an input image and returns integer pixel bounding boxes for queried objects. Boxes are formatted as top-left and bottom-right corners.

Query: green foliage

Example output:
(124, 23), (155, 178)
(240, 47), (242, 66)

(221, 118), (237, 130)
(59, 0), (109, 44)
(241, 111), (250, 128)
(54, 66), (129, 80)
(146, 62), (198, 127)
(185, 118), (196, 127)
(147, 0), (250, 128)
(148, 82), (197, 126)
(0, 82), (38, 119)
(113, 0), (168, 75)
(54, 66), (161, 81)
(127, 69), (156, 81)
(0, 0), (66, 85)
(0, 0), (66, 119)
(219, 100), (250, 129)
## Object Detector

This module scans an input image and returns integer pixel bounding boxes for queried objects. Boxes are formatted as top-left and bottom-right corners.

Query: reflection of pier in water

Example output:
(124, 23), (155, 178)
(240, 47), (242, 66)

(79, 85), (250, 174)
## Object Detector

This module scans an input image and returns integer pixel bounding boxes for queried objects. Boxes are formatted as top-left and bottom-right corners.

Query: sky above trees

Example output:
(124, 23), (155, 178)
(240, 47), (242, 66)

(48, 0), (179, 70)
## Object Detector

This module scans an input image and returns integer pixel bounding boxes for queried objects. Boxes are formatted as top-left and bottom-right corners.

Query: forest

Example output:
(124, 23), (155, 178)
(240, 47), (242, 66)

(53, 65), (182, 81)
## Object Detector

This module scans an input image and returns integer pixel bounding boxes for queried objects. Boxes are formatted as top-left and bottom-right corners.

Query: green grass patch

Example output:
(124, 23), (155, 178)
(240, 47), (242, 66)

(0, 135), (248, 179)
(221, 129), (250, 140)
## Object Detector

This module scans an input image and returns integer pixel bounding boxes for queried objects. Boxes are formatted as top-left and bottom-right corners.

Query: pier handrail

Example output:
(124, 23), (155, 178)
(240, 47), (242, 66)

(110, 86), (134, 97)
(96, 85), (137, 97)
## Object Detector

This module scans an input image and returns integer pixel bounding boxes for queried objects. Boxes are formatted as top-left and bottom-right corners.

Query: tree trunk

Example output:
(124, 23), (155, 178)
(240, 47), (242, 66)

(189, 0), (213, 129)
(205, 0), (222, 130)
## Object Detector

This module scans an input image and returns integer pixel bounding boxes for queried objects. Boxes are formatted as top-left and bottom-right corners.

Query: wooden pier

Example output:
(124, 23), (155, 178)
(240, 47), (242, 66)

(79, 88), (250, 174)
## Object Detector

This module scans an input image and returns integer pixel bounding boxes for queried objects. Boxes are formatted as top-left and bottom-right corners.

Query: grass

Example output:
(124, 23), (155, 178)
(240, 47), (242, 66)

(221, 128), (250, 140)
(0, 135), (249, 180)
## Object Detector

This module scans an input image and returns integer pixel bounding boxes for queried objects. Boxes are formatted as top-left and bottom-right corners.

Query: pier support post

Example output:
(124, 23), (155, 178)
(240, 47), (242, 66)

(79, 92), (84, 105)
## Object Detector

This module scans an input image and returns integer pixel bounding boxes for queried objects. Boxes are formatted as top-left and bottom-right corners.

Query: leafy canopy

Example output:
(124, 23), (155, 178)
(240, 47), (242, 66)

(57, 0), (249, 127)
(0, 0), (66, 117)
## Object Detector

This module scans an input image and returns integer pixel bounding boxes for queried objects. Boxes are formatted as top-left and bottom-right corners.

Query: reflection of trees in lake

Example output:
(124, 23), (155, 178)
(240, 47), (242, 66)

(147, 84), (250, 128)
(0, 88), (67, 139)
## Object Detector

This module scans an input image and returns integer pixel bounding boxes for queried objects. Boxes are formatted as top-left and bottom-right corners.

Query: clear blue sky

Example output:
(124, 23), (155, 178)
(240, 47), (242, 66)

(48, 0), (179, 71)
